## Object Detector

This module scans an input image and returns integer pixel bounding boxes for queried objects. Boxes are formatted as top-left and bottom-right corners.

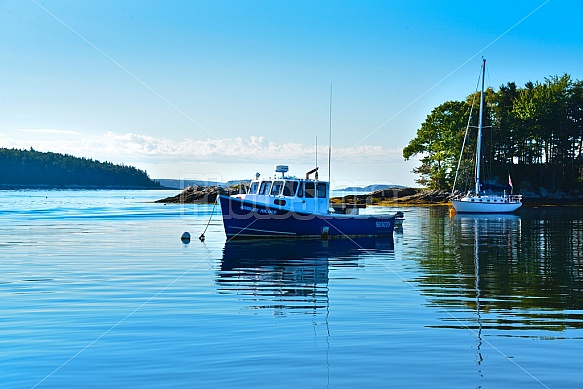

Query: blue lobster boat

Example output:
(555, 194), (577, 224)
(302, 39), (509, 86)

(218, 165), (397, 239)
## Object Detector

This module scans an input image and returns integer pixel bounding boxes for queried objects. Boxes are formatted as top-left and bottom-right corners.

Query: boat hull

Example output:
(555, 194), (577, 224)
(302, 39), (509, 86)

(451, 198), (522, 213)
(219, 195), (395, 239)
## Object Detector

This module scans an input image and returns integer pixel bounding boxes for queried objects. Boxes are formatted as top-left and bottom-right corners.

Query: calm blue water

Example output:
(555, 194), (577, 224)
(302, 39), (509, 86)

(1, 190), (582, 388)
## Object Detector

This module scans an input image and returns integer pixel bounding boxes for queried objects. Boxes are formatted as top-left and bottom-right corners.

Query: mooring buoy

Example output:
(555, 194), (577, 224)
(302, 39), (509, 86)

(181, 231), (191, 243)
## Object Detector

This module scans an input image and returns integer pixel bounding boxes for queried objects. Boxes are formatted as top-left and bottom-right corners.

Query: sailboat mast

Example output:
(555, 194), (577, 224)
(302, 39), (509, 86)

(328, 84), (332, 182)
(475, 58), (486, 195)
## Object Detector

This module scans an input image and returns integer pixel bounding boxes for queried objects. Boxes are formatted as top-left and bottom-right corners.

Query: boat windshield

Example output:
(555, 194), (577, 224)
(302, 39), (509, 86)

(258, 181), (272, 195)
(305, 182), (315, 198)
(270, 181), (284, 195)
(248, 181), (259, 194)
(316, 182), (327, 198)
(283, 181), (299, 197)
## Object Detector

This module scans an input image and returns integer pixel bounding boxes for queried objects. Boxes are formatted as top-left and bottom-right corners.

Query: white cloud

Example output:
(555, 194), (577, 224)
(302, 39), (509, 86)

(0, 129), (417, 185)
(1, 129), (402, 162)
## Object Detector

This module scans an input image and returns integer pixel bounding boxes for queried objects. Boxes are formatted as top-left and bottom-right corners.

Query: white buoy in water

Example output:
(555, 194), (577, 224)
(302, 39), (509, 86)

(181, 231), (191, 243)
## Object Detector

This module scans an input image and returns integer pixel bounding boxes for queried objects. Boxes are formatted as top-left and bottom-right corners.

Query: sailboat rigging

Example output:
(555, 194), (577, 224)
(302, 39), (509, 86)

(451, 59), (522, 213)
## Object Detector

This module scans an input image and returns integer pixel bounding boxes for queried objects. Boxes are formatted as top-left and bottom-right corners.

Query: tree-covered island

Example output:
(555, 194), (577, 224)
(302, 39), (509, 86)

(404, 74), (583, 196)
(0, 148), (162, 189)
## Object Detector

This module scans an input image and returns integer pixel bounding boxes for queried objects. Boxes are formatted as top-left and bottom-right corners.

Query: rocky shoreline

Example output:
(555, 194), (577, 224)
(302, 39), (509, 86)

(156, 185), (583, 206)
(155, 185), (243, 204)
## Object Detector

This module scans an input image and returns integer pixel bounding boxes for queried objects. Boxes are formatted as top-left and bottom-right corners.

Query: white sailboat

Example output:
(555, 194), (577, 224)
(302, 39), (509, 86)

(451, 59), (522, 213)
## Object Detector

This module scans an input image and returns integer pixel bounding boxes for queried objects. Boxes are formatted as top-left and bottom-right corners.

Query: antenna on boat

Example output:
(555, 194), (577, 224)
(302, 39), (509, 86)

(328, 83), (332, 182)
(315, 135), (318, 170)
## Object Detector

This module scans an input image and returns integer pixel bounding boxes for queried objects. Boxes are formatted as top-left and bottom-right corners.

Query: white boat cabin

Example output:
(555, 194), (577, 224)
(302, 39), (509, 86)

(232, 166), (332, 215)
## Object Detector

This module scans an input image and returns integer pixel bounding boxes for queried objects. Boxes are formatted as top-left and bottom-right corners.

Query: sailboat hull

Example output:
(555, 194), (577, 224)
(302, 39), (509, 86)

(451, 196), (522, 213)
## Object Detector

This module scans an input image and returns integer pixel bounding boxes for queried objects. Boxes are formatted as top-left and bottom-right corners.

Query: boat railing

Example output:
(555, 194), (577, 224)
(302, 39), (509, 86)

(507, 194), (522, 202)
(451, 192), (522, 203)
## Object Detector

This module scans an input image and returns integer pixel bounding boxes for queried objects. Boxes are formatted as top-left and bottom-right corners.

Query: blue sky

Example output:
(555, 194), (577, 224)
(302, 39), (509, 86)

(1, 0), (580, 187)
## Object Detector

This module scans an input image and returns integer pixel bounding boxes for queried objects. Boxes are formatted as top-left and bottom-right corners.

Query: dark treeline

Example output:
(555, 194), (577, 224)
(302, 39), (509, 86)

(403, 73), (583, 193)
(0, 148), (162, 189)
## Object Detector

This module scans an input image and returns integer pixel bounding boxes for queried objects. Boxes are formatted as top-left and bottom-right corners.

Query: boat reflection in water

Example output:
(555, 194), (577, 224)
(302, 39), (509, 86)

(416, 213), (523, 381)
(217, 237), (394, 314)
(458, 214), (518, 373)
(422, 213), (523, 327)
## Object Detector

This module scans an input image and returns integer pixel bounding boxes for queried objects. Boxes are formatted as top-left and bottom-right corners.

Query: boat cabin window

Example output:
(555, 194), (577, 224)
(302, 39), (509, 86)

(305, 182), (315, 198)
(297, 182), (304, 198)
(258, 181), (272, 195)
(316, 183), (327, 198)
(270, 181), (284, 195)
(248, 181), (259, 195)
(283, 181), (299, 197)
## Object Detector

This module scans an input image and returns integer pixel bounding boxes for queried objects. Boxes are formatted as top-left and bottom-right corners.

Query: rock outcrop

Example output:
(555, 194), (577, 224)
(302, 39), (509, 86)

(157, 185), (453, 205)
(155, 185), (243, 204)
(331, 188), (452, 206)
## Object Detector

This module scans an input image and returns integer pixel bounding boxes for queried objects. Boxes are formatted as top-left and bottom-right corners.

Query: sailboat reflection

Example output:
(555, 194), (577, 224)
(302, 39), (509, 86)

(217, 237), (394, 314)
(453, 214), (521, 380)
(471, 218), (484, 374)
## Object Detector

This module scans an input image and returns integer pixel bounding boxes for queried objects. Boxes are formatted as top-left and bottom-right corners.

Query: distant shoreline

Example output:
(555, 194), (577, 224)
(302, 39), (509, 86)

(155, 185), (583, 207)
(4, 184), (578, 206)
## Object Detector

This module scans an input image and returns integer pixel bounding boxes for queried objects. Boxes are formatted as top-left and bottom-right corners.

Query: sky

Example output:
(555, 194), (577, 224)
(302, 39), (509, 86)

(1, 0), (581, 188)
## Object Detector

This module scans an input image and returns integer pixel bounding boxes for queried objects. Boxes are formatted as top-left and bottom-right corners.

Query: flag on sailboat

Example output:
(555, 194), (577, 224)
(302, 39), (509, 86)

(508, 174), (513, 188)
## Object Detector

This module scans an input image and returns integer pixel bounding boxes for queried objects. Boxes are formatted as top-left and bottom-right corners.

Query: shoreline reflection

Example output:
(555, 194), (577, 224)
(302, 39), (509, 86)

(416, 210), (583, 333)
